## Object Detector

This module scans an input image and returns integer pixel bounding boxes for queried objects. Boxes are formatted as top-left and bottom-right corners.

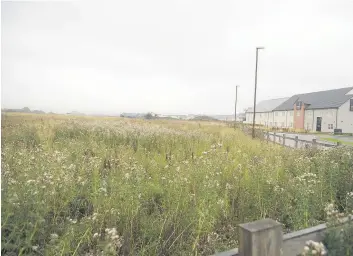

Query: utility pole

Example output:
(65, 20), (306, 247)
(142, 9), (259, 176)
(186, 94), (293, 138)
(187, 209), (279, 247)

(252, 47), (265, 139)
(234, 85), (239, 127)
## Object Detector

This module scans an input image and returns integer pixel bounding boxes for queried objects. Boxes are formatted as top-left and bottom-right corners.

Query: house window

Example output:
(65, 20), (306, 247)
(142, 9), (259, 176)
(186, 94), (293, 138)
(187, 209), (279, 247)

(289, 111), (293, 116)
(328, 124), (334, 129)
(350, 99), (353, 111)
(275, 112), (278, 116)
(296, 111), (300, 117)
(296, 101), (302, 110)
(290, 122), (293, 127)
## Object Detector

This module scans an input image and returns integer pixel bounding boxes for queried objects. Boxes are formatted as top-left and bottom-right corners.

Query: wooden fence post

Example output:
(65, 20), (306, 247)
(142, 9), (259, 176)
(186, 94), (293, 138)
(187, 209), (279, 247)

(295, 136), (298, 148)
(273, 132), (276, 144)
(312, 138), (317, 148)
(282, 134), (286, 146)
(239, 218), (282, 256)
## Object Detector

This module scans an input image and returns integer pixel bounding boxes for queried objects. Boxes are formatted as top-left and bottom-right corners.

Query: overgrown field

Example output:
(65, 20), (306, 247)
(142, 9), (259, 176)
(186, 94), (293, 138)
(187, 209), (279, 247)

(2, 113), (353, 255)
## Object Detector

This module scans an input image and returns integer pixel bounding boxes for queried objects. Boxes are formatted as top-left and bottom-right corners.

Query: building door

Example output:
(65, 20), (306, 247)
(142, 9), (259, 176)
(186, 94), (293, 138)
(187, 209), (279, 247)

(316, 117), (322, 132)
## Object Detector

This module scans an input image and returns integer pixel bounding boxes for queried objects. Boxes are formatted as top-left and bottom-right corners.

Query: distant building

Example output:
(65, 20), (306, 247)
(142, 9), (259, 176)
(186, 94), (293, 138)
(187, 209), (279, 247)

(245, 87), (353, 133)
(236, 113), (246, 122)
(120, 113), (142, 118)
(186, 114), (195, 120)
(245, 97), (289, 126)
(67, 111), (86, 116)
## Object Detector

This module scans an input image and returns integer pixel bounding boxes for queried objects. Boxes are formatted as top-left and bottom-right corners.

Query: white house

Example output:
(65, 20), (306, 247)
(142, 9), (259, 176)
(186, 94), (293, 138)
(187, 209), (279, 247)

(246, 87), (353, 133)
(273, 87), (353, 133)
(244, 97), (289, 126)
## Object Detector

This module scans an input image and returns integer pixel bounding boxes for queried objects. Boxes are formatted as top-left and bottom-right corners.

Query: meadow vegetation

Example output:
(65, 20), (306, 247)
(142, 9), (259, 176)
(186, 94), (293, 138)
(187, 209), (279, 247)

(1, 113), (353, 255)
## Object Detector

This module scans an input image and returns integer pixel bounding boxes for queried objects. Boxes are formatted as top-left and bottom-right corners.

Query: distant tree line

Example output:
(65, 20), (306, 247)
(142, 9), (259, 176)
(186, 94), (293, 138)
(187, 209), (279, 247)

(2, 107), (45, 114)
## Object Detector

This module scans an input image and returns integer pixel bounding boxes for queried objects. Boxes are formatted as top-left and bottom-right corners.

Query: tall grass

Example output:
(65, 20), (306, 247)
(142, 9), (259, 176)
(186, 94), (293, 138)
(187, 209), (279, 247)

(1, 113), (353, 255)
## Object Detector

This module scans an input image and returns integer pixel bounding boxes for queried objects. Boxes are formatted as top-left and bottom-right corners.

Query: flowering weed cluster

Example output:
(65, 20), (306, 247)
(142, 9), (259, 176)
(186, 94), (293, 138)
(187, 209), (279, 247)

(301, 240), (327, 255)
(322, 198), (353, 255)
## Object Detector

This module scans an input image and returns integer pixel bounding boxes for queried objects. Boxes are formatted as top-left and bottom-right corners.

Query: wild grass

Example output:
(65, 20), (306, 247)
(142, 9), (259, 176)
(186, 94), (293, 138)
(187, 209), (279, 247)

(2, 113), (353, 255)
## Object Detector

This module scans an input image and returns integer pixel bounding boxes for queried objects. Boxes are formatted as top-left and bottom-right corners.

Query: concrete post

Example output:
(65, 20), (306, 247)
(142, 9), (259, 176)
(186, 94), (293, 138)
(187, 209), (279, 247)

(239, 218), (282, 256)
(337, 141), (341, 146)
(282, 134), (286, 146)
(273, 132), (276, 144)
(295, 136), (298, 148)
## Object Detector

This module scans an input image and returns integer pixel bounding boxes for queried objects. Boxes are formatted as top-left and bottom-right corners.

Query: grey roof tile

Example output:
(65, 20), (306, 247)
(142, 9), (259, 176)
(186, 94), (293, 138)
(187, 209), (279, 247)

(274, 87), (353, 111)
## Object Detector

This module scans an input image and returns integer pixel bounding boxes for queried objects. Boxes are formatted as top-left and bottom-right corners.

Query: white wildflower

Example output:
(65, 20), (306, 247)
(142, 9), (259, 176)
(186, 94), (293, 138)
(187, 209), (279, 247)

(69, 219), (77, 224)
(99, 187), (107, 193)
(50, 233), (59, 240)
(225, 183), (233, 190)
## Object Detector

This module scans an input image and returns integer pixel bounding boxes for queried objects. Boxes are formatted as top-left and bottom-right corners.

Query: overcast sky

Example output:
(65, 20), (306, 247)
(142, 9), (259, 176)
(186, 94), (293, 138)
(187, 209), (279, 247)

(2, 0), (353, 115)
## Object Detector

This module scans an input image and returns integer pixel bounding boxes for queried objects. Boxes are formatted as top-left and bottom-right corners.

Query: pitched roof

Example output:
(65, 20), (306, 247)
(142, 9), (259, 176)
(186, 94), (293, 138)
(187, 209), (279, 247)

(274, 87), (353, 111)
(246, 97), (289, 113)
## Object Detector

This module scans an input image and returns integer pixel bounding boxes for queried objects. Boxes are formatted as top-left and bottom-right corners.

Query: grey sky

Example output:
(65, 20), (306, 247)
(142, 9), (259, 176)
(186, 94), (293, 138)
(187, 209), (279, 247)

(2, 0), (353, 115)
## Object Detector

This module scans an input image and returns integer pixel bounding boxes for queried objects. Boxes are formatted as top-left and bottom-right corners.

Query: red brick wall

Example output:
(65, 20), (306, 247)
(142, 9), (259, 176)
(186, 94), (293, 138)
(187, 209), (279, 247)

(293, 104), (305, 129)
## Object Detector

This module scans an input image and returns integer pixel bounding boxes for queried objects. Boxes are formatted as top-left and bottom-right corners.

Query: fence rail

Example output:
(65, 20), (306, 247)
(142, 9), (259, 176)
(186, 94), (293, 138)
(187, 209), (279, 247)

(212, 216), (352, 256)
(264, 132), (340, 149)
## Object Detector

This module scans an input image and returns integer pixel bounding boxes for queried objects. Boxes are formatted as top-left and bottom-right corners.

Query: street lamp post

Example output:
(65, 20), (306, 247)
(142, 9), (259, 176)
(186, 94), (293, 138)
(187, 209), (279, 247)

(235, 85), (239, 127)
(252, 47), (265, 139)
